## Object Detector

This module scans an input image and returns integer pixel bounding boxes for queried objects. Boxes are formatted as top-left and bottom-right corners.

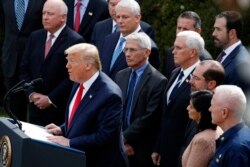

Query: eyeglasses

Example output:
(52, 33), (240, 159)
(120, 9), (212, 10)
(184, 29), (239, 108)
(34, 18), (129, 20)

(123, 47), (146, 53)
(190, 74), (203, 81)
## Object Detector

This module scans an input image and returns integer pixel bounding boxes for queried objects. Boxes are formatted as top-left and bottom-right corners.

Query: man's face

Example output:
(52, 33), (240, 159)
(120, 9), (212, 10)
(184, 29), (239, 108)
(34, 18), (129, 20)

(189, 65), (208, 91)
(116, 7), (141, 36)
(172, 36), (193, 68)
(176, 17), (200, 35)
(42, 1), (66, 33)
(209, 91), (224, 126)
(124, 39), (149, 70)
(108, 0), (120, 20)
(212, 17), (230, 49)
(66, 53), (86, 83)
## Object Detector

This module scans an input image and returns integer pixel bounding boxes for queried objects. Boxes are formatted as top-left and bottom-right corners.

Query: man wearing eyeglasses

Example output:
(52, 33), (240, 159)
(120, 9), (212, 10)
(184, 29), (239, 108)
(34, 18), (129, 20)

(115, 32), (167, 167)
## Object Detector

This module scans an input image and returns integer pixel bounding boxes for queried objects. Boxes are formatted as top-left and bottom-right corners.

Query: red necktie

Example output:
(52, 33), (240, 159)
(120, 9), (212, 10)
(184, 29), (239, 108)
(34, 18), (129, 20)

(68, 84), (84, 127)
(216, 51), (226, 63)
(44, 34), (54, 58)
(74, 0), (82, 32)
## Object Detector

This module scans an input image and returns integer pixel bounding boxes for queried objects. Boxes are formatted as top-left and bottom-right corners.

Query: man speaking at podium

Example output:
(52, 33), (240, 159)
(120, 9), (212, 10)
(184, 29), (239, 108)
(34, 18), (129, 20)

(46, 43), (128, 167)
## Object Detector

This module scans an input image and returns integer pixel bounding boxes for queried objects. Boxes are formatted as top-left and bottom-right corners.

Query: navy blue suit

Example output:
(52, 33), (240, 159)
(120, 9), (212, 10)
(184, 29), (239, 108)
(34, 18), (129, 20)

(64, 0), (109, 42)
(210, 123), (250, 167)
(100, 32), (160, 80)
(62, 72), (128, 167)
(20, 26), (84, 126)
(91, 18), (156, 51)
(155, 67), (193, 167)
(221, 44), (250, 93)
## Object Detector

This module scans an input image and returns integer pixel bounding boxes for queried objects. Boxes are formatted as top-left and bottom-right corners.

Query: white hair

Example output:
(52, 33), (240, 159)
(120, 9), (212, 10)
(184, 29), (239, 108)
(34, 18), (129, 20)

(177, 30), (205, 57)
(125, 32), (151, 50)
(115, 0), (141, 15)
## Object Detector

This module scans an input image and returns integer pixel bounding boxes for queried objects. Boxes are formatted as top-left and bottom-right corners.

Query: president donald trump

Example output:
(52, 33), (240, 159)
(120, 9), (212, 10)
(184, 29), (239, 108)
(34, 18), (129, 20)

(46, 43), (128, 167)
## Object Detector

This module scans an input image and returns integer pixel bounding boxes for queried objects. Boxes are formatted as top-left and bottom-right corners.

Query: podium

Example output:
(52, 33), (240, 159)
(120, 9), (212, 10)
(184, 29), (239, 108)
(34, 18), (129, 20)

(0, 118), (86, 167)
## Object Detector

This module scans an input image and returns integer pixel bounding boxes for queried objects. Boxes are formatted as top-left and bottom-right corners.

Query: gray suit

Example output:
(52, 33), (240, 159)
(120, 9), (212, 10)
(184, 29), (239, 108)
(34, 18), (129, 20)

(115, 64), (167, 167)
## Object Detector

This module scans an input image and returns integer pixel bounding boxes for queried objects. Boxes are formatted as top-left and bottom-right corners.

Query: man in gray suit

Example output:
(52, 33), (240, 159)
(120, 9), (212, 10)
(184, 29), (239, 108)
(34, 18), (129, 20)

(115, 32), (167, 167)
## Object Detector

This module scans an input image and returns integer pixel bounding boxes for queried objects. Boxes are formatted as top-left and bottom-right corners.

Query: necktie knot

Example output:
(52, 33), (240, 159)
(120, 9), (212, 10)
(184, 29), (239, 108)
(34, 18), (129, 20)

(216, 51), (226, 62)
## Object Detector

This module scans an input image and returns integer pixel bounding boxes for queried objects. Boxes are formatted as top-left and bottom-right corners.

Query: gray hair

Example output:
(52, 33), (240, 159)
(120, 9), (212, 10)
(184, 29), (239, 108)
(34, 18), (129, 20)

(125, 32), (151, 50)
(115, 0), (141, 15)
(215, 85), (246, 118)
(177, 30), (205, 57)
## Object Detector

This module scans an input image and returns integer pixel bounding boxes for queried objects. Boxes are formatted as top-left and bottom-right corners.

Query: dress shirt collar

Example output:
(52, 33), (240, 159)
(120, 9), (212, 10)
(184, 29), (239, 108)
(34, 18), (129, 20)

(46, 24), (66, 41)
(221, 40), (241, 62)
(132, 62), (148, 77)
(216, 122), (245, 147)
(181, 60), (200, 81)
(82, 71), (99, 94)
(74, 0), (89, 9)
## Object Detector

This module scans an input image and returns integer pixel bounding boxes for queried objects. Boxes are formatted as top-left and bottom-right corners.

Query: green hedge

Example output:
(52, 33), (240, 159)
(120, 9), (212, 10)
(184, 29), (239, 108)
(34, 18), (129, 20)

(140, 0), (250, 60)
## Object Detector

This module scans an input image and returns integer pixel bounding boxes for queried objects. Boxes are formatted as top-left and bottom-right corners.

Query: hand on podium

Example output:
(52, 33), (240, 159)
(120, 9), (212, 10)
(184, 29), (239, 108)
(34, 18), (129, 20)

(46, 123), (70, 147)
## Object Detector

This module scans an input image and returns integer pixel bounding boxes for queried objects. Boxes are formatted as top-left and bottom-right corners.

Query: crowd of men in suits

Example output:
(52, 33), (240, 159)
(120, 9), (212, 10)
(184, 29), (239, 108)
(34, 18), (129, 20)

(1, 0), (250, 166)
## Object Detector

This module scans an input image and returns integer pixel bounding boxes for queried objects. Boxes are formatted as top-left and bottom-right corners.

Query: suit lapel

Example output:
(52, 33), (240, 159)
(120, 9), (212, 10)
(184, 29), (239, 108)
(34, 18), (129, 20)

(7, 0), (18, 31)
(119, 69), (131, 104)
(67, 75), (100, 130)
(222, 44), (241, 68)
(66, 0), (75, 28)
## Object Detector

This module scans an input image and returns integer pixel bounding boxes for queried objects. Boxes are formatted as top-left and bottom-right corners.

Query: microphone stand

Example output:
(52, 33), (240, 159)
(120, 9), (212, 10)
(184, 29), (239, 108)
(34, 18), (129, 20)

(3, 80), (25, 130)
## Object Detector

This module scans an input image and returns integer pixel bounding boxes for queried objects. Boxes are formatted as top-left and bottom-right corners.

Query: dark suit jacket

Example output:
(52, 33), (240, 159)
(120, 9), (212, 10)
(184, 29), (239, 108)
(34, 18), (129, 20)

(61, 72), (128, 167)
(64, 0), (109, 42)
(162, 47), (212, 79)
(221, 44), (250, 93)
(155, 67), (194, 167)
(100, 32), (160, 80)
(0, 0), (45, 82)
(91, 18), (156, 51)
(20, 26), (85, 126)
(115, 64), (167, 166)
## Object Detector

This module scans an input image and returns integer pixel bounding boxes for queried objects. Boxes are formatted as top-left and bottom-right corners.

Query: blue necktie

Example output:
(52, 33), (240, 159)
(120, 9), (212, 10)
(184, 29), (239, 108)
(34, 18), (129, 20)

(16, 0), (26, 30)
(110, 37), (126, 70)
(169, 71), (184, 102)
(124, 71), (137, 129)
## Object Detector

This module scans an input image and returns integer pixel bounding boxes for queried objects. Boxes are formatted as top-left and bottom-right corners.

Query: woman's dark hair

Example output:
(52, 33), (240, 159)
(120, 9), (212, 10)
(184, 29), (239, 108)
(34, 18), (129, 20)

(190, 90), (217, 133)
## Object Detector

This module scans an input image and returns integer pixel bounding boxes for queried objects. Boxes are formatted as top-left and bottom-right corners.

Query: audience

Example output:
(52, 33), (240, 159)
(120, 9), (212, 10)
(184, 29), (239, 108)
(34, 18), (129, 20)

(182, 90), (222, 167)
(115, 32), (167, 167)
(209, 85), (250, 166)
(46, 43), (128, 167)
(20, 0), (84, 126)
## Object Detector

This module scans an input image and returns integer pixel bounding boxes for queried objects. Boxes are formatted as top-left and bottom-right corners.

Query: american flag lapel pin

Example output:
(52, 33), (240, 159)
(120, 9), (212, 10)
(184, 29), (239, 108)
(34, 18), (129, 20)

(88, 12), (93, 16)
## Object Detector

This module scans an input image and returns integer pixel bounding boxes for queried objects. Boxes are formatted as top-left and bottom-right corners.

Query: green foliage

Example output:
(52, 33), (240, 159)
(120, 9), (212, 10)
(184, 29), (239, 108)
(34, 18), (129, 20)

(140, 0), (250, 60)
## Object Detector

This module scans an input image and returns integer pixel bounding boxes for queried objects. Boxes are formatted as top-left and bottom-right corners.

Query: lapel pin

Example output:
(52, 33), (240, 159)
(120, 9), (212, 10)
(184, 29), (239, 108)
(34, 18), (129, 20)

(88, 12), (93, 16)
(89, 94), (92, 99)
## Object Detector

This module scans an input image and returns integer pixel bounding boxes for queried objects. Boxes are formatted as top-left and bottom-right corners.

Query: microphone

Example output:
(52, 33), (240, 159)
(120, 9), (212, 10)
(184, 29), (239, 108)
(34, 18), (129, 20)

(3, 78), (43, 130)
(12, 78), (43, 93)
